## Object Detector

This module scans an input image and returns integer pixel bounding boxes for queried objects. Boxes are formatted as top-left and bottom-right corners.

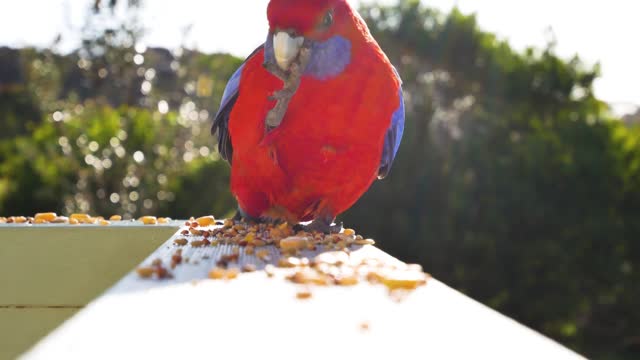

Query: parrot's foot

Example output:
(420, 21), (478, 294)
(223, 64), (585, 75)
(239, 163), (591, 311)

(232, 207), (260, 223)
(295, 218), (343, 234)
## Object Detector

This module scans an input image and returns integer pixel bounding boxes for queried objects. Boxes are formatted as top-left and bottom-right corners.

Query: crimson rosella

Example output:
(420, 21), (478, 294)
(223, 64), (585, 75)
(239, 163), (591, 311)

(212, 0), (404, 233)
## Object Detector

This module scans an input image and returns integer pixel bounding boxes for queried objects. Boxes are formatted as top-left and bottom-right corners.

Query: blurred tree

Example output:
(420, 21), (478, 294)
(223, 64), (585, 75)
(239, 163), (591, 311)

(342, 2), (640, 359)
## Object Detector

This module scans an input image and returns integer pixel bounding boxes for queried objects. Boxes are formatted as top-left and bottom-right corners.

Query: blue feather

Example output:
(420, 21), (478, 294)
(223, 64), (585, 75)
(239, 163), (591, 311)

(378, 68), (405, 179)
(211, 45), (264, 163)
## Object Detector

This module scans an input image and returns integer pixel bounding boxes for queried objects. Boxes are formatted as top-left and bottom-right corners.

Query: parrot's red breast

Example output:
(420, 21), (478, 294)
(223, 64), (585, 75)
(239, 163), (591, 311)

(223, 0), (402, 223)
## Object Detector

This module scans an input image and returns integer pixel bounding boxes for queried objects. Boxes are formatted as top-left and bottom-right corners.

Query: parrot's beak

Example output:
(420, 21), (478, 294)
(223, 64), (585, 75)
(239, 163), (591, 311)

(273, 31), (305, 71)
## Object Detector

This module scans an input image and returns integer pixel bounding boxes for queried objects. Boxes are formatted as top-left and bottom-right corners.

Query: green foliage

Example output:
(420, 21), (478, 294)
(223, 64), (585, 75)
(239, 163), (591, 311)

(0, 104), (234, 218)
(340, 2), (640, 359)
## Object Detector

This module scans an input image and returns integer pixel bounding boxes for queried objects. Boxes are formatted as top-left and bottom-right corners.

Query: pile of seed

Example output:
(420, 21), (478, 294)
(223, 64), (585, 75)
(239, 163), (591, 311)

(136, 216), (430, 299)
(0, 213), (171, 225)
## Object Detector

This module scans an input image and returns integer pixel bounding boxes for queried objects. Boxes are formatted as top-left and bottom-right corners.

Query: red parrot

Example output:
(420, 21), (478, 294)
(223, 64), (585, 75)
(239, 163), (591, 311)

(212, 0), (404, 232)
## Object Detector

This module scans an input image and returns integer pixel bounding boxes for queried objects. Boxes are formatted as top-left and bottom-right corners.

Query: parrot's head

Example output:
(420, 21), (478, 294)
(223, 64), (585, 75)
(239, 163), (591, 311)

(266, 0), (364, 72)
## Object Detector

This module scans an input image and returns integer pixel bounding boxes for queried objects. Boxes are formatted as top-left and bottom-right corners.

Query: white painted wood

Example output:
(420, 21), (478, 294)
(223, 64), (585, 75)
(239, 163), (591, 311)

(21, 226), (585, 360)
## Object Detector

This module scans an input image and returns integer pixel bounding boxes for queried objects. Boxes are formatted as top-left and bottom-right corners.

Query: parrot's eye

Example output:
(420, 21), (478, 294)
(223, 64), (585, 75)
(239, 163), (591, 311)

(319, 10), (333, 31)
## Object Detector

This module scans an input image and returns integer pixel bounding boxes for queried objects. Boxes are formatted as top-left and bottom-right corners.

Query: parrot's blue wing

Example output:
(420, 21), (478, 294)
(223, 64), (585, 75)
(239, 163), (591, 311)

(378, 68), (405, 179)
(212, 45), (263, 163)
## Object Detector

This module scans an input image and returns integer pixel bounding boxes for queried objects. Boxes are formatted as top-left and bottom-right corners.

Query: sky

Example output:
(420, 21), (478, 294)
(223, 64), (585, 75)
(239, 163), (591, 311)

(1, 0), (638, 114)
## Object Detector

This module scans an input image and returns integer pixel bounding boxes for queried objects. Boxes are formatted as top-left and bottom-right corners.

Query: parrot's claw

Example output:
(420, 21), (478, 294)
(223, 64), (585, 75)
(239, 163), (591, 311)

(295, 219), (343, 234)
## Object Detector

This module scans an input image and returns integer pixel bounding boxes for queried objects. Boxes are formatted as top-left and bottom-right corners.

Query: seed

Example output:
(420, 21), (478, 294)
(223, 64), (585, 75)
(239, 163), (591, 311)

(151, 258), (162, 266)
(174, 238), (188, 246)
(253, 239), (267, 247)
(277, 257), (301, 268)
(171, 254), (182, 264)
(296, 289), (312, 300)
(245, 232), (256, 243)
(245, 246), (255, 255)
(70, 213), (92, 223)
(155, 266), (170, 279)
(180, 229), (189, 235)
(12, 216), (28, 224)
(256, 249), (271, 261)
(35, 212), (57, 222)
(190, 240), (205, 247)
(379, 271), (429, 290)
(0, 217), (6, 223)
(69, 218), (80, 225)
(279, 236), (309, 251)
(242, 264), (256, 273)
(51, 216), (69, 223)
(343, 228), (356, 236)
(196, 215), (216, 227)
(34, 218), (48, 224)
(158, 217), (170, 224)
(337, 275), (359, 286)
(265, 264), (276, 277)
(355, 238), (376, 246)
(208, 267), (225, 279)
(189, 228), (203, 236)
(136, 267), (154, 278)
(226, 268), (239, 279)
(140, 216), (158, 225)
(99, 220), (110, 226)
(109, 215), (122, 221)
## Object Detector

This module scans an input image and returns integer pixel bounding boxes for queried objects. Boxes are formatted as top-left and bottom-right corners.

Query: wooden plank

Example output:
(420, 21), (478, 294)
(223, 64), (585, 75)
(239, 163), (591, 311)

(21, 224), (585, 360)
(0, 222), (180, 360)
(0, 223), (179, 306)
(0, 308), (79, 360)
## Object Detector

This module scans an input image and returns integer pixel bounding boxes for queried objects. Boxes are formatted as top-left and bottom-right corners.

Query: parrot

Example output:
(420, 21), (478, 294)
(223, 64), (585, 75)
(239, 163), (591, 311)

(212, 0), (404, 233)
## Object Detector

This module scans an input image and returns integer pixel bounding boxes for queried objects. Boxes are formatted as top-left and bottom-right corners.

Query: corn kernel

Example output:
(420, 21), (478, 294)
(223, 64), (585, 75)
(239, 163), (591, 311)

(99, 220), (110, 226)
(140, 216), (157, 225)
(34, 218), (48, 224)
(109, 215), (122, 221)
(343, 228), (356, 236)
(380, 271), (428, 290)
(196, 215), (215, 227)
(337, 275), (359, 286)
(35, 212), (57, 222)
(208, 267), (225, 279)
(70, 213), (92, 223)
(158, 217), (170, 224)
(69, 218), (80, 225)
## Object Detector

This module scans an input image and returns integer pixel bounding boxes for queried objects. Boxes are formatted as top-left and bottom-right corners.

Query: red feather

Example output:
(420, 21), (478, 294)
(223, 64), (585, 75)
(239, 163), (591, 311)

(228, 1), (400, 222)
